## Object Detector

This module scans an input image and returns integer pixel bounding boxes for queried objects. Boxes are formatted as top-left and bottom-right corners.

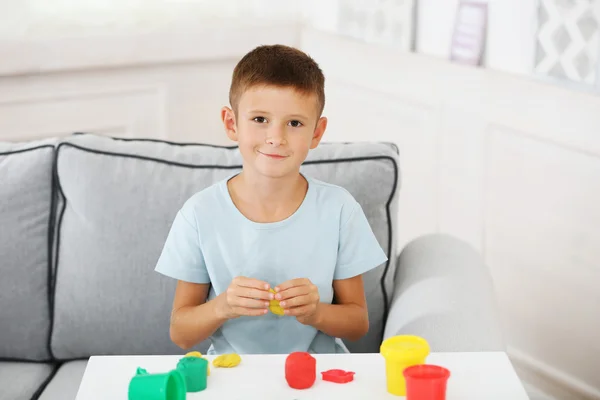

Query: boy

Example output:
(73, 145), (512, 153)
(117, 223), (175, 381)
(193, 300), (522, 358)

(155, 44), (387, 355)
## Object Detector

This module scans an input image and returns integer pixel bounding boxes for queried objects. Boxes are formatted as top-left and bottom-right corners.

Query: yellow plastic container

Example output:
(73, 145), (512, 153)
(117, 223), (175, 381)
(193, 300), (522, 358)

(380, 335), (430, 396)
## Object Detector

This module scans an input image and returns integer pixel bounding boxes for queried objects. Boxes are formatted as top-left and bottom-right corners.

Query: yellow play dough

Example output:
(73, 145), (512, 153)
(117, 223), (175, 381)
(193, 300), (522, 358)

(269, 288), (285, 316)
(212, 353), (242, 368)
(184, 351), (210, 375)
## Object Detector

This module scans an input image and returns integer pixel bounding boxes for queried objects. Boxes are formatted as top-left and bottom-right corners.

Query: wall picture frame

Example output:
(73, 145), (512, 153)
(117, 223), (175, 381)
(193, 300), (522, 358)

(450, 1), (488, 66)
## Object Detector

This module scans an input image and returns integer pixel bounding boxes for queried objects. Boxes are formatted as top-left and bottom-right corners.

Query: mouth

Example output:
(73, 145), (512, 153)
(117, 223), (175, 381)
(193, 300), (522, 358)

(258, 151), (288, 159)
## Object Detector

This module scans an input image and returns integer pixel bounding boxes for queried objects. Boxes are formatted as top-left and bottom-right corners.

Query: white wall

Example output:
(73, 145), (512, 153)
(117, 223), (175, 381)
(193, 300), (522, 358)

(1, 4), (600, 399)
(0, 2), (300, 143)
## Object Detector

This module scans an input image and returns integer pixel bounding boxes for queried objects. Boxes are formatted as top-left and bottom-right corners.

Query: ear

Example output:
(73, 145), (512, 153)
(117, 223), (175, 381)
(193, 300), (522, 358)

(221, 106), (238, 142)
(310, 116), (327, 149)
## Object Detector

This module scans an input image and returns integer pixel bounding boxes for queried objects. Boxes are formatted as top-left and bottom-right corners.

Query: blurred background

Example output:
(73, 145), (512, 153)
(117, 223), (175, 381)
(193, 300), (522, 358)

(1, 1), (599, 399)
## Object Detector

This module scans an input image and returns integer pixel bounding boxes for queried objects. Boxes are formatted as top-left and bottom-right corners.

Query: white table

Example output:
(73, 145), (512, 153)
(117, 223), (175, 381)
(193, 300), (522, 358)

(75, 352), (530, 399)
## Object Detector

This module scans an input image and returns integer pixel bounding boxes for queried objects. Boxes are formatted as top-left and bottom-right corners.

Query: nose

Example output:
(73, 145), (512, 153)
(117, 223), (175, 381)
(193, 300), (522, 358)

(266, 126), (286, 147)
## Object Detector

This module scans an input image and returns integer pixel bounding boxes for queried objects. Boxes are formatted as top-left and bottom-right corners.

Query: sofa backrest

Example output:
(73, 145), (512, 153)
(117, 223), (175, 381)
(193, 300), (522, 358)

(0, 140), (56, 361)
(2, 132), (400, 360)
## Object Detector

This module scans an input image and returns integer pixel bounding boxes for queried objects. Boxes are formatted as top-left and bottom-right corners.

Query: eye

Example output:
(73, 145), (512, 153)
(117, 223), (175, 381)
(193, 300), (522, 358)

(253, 116), (267, 123)
(288, 120), (303, 128)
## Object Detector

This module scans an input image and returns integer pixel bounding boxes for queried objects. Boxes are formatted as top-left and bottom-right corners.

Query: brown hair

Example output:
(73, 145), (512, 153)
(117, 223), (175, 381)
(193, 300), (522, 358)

(229, 44), (325, 116)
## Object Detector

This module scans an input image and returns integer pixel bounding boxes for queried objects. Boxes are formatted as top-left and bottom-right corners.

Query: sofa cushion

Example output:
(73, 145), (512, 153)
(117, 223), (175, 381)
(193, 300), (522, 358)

(0, 141), (55, 361)
(0, 362), (56, 400)
(38, 360), (88, 400)
(51, 133), (399, 357)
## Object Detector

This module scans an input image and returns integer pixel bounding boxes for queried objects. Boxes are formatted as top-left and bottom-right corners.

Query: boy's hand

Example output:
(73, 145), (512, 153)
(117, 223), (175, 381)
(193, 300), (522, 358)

(275, 278), (321, 325)
(216, 277), (273, 320)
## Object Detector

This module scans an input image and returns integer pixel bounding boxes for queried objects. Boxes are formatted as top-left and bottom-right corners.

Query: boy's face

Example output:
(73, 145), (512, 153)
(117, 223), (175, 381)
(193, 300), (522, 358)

(221, 85), (327, 180)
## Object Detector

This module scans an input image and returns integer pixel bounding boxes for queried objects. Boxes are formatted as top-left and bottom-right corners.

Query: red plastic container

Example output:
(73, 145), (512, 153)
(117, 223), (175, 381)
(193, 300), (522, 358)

(403, 364), (450, 400)
(285, 352), (316, 389)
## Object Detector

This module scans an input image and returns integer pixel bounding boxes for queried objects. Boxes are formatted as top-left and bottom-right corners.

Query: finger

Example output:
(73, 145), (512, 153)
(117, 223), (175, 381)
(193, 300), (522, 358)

(276, 286), (310, 301)
(230, 296), (270, 309)
(284, 305), (312, 316)
(275, 278), (309, 292)
(234, 277), (271, 291)
(280, 294), (312, 309)
(236, 287), (274, 301)
(234, 307), (269, 317)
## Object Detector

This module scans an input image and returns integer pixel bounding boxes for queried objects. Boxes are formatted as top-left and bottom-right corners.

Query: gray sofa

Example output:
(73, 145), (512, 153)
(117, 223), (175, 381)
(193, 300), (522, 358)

(0, 133), (505, 400)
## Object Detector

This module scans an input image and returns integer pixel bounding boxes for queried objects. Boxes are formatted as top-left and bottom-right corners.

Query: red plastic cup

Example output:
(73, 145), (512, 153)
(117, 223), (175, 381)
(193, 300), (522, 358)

(403, 364), (450, 400)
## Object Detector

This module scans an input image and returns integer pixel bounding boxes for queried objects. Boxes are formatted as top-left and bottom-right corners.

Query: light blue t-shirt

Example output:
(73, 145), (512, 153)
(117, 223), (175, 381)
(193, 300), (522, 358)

(155, 174), (388, 355)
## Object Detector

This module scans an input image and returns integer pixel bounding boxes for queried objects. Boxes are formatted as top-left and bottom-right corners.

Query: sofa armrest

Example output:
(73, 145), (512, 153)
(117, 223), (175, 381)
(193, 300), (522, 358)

(383, 234), (505, 352)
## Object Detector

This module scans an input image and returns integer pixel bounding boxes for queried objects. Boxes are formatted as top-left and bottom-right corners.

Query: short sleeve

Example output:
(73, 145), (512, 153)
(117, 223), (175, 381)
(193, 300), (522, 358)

(334, 201), (388, 280)
(154, 206), (210, 284)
